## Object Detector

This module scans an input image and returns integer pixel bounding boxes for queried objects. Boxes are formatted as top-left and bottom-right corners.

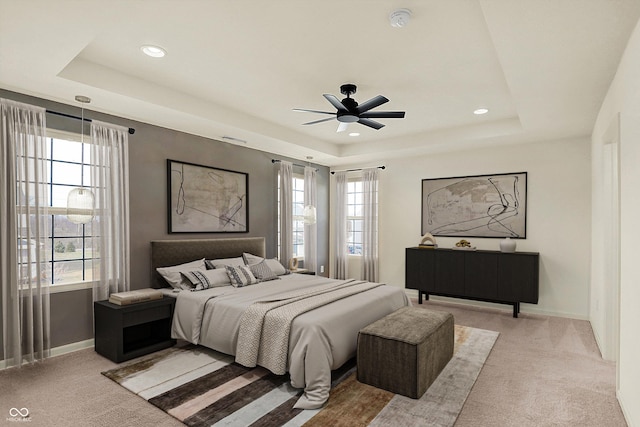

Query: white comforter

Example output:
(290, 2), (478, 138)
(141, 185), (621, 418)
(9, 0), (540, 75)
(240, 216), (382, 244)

(171, 274), (410, 409)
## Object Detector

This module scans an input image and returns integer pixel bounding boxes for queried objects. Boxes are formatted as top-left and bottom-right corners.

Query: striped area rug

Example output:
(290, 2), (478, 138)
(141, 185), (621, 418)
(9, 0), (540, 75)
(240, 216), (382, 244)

(102, 325), (498, 427)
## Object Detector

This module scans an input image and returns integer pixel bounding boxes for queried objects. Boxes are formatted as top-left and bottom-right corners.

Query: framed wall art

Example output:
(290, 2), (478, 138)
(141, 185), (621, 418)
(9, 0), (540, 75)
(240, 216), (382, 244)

(421, 172), (527, 238)
(167, 159), (248, 233)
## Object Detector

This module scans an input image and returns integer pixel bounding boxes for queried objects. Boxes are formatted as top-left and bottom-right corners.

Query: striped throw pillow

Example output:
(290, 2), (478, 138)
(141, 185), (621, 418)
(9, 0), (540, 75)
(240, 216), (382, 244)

(225, 265), (258, 287)
(181, 269), (231, 291)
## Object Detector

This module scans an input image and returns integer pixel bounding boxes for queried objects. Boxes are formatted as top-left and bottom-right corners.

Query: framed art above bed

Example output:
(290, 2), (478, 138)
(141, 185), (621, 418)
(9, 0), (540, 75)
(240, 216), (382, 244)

(421, 172), (527, 238)
(167, 159), (248, 233)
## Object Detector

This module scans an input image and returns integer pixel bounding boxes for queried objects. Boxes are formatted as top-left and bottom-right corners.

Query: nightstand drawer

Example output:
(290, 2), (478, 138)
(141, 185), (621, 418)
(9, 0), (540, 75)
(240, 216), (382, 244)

(122, 304), (173, 327)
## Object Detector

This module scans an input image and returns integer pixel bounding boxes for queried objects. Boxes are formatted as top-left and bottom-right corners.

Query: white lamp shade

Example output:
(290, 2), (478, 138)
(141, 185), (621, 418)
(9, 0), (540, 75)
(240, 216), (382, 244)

(303, 205), (317, 224)
(67, 188), (94, 224)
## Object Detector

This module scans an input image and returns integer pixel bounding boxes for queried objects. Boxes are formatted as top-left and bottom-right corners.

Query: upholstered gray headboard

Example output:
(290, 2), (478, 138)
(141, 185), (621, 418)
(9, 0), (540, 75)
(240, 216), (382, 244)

(150, 237), (266, 288)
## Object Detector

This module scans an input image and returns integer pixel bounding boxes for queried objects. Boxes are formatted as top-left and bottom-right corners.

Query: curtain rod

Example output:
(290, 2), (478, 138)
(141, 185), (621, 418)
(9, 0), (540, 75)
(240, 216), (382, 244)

(46, 110), (136, 135)
(330, 166), (385, 175)
(271, 158), (318, 171)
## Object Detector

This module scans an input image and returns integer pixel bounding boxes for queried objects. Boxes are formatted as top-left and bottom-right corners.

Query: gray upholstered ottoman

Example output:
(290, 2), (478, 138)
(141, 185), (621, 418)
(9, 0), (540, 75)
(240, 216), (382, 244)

(357, 307), (454, 398)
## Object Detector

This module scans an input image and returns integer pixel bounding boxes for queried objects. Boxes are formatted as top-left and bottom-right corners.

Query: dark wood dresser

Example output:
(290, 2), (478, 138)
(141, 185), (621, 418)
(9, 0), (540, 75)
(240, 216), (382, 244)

(406, 247), (539, 317)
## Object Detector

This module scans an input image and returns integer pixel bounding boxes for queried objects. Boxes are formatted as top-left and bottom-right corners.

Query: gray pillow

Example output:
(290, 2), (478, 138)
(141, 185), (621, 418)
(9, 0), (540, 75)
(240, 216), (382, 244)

(249, 260), (279, 282)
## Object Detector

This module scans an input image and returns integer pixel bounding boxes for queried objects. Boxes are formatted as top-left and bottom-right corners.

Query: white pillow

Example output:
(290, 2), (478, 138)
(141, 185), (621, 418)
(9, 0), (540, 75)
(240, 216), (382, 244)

(265, 259), (287, 276)
(242, 252), (263, 266)
(208, 257), (246, 269)
(156, 259), (206, 289)
(225, 265), (258, 287)
(181, 269), (231, 291)
(243, 253), (287, 276)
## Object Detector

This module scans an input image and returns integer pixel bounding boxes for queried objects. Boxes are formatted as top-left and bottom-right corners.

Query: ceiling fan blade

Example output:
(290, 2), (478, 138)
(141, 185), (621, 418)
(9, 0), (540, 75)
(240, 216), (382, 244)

(356, 95), (389, 114)
(359, 111), (405, 119)
(302, 117), (336, 125)
(336, 122), (349, 133)
(323, 94), (349, 112)
(358, 118), (385, 130)
(293, 108), (335, 115)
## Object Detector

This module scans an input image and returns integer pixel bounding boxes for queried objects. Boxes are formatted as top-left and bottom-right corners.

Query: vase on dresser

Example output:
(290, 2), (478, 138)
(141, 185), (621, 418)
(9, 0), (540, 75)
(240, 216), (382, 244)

(500, 237), (517, 253)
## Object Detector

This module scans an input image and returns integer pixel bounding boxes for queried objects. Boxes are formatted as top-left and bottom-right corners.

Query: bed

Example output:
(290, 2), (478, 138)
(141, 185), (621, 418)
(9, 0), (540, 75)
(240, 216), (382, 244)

(151, 237), (411, 409)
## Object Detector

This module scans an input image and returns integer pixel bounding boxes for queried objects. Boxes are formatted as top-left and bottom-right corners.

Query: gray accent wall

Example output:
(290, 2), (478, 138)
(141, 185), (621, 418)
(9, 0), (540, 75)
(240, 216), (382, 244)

(0, 89), (330, 350)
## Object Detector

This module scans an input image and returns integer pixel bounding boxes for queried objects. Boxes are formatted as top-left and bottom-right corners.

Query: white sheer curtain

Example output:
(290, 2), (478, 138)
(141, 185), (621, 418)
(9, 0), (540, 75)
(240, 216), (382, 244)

(303, 166), (317, 273)
(91, 120), (130, 301)
(278, 161), (293, 264)
(334, 171), (348, 279)
(362, 168), (379, 282)
(0, 98), (50, 368)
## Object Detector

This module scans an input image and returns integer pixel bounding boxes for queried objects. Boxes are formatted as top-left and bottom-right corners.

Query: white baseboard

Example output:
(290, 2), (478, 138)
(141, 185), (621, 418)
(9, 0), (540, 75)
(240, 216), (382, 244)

(403, 289), (589, 321)
(617, 389), (635, 427)
(49, 339), (95, 358)
(0, 339), (94, 371)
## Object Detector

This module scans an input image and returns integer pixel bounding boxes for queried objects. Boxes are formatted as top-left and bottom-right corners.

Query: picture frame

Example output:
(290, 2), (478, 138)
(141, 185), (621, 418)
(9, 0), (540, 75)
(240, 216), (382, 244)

(421, 172), (527, 238)
(167, 159), (248, 233)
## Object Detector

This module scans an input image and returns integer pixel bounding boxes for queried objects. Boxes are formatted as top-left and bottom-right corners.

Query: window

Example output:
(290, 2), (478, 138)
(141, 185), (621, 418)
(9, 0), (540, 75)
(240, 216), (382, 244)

(277, 173), (305, 259)
(347, 179), (363, 255)
(17, 130), (97, 286)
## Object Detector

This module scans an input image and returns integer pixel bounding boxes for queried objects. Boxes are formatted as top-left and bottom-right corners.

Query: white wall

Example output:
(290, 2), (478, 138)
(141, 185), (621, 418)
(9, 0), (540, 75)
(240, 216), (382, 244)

(335, 136), (592, 319)
(592, 16), (640, 426)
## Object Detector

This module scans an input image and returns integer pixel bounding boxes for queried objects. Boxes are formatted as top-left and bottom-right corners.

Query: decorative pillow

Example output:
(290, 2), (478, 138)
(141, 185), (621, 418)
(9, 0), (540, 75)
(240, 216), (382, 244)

(242, 252), (264, 266)
(265, 258), (288, 276)
(225, 265), (258, 287)
(243, 252), (288, 276)
(181, 269), (232, 291)
(208, 257), (246, 269)
(249, 260), (279, 282)
(156, 259), (206, 289)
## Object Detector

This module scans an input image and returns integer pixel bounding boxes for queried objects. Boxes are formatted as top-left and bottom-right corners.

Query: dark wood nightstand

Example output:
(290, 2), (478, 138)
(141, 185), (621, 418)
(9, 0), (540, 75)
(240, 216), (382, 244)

(292, 268), (316, 275)
(94, 296), (176, 363)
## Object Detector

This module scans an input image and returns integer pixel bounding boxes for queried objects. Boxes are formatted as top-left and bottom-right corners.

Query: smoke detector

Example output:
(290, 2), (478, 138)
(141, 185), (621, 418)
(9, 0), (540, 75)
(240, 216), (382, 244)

(389, 8), (411, 28)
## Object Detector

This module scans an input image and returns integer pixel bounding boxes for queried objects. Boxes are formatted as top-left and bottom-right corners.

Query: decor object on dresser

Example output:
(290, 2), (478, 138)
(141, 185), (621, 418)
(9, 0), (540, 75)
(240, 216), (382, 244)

(422, 172), (527, 238)
(419, 232), (438, 248)
(406, 247), (539, 318)
(167, 159), (248, 233)
(454, 239), (475, 250)
(500, 236), (517, 253)
(94, 297), (176, 363)
(357, 307), (454, 398)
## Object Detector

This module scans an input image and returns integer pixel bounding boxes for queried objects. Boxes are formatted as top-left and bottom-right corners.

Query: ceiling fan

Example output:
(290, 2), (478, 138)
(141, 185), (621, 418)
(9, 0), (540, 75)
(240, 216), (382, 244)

(294, 84), (405, 132)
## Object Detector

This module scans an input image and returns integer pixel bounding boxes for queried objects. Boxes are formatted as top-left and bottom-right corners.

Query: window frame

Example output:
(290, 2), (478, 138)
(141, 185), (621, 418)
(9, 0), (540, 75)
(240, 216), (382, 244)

(277, 171), (306, 261)
(346, 178), (364, 256)
(27, 129), (99, 293)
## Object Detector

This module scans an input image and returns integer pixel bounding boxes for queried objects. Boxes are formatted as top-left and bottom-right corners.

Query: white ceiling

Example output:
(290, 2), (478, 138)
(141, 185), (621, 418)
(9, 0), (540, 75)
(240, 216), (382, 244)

(1, 0), (639, 166)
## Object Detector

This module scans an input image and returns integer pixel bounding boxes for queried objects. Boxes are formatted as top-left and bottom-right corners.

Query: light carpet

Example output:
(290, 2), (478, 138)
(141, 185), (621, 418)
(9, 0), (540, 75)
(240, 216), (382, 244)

(102, 325), (498, 427)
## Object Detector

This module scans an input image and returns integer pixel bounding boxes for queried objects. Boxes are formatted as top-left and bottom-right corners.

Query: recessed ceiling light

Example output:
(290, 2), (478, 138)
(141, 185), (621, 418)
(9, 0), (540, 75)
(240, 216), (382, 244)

(473, 108), (489, 115)
(141, 45), (166, 58)
(349, 132), (360, 137)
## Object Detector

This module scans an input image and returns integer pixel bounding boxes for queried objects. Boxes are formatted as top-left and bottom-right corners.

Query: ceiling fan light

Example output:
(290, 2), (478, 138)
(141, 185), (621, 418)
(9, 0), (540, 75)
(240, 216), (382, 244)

(337, 114), (359, 123)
